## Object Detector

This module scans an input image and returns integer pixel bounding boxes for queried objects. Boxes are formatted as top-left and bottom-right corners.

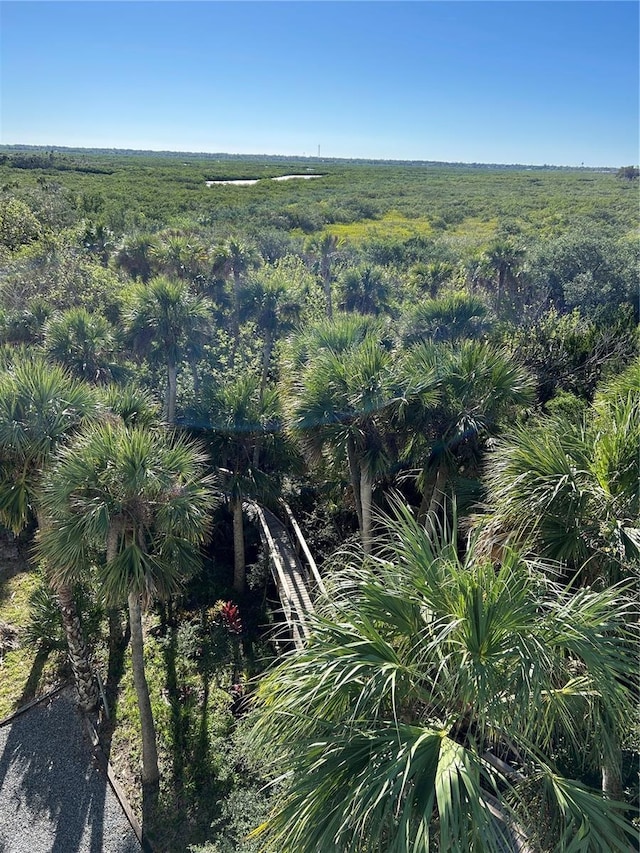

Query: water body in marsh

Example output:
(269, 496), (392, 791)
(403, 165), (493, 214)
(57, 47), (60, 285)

(206, 174), (322, 186)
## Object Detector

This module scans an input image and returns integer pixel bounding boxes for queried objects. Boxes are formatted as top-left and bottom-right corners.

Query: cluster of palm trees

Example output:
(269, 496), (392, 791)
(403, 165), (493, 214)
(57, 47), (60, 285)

(251, 502), (637, 852)
(0, 241), (637, 848)
(250, 361), (638, 852)
(0, 351), (218, 788)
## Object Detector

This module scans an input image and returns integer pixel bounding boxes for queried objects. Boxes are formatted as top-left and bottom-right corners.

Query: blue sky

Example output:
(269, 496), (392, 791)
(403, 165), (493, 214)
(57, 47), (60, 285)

(1, 1), (638, 166)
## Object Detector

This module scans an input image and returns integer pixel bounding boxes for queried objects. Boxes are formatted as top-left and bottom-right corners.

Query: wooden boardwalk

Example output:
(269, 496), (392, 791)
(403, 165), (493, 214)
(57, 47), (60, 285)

(249, 503), (319, 649)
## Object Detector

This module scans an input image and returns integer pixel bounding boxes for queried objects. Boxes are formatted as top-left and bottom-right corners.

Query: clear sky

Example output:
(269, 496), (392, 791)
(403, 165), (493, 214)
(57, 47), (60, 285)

(1, 1), (638, 166)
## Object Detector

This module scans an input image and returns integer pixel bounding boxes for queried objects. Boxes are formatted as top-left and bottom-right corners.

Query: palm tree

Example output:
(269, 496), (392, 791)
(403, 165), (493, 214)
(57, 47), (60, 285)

(250, 503), (636, 852)
(38, 422), (217, 786)
(98, 382), (160, 429)
(81, 221), (114, 267)
(304, 232), (341, 318)
(398, 341), (534, 524)
(409, 260), (456, 297)
(239, 264), (303, 400)
(43, 306), (125, 385)
(212, 237), (260, 363)
(483, 238), (525, 313)
(483, 364), (639, 587)
(198, 374), (294, 593)
(150, 232), (208, 283)
(115, 233), (159, 283)
(398, 290), (489, 346)
(481, 364), (640, 796)
(0, 355), (98, 709)
(285, 330), (398, 554)
(124, 276), (212, 424)
(338, 264), (391, 316)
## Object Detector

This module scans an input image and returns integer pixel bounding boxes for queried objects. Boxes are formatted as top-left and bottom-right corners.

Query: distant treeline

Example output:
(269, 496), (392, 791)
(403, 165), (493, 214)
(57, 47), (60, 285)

(0, 143), (619, 172)
(0, 151), (113, 175)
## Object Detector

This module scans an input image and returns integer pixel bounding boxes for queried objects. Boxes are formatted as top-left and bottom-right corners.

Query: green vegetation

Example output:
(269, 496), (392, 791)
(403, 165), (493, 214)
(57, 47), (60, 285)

(0, 146), (637, 851)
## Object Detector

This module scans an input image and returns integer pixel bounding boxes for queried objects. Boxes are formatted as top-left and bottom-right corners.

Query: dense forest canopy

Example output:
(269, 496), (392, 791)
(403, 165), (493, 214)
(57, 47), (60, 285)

(0, 146), (638, 852)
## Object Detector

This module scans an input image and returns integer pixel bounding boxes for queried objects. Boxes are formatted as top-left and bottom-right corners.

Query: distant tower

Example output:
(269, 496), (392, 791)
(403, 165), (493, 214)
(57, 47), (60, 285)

(318, 144), (320, 158)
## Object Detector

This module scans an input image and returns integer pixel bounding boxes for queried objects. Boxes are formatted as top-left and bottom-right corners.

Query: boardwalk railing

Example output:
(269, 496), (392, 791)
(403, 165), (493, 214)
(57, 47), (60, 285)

(280, 502), (327, 598)
(248, 502), (317, 649)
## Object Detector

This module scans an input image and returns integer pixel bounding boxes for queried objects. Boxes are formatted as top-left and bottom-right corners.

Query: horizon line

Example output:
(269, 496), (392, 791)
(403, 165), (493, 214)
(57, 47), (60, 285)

(0, 142), (624, 171)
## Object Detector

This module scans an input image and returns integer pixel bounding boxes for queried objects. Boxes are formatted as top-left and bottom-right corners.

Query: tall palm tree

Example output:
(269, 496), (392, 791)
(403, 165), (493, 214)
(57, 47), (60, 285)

(250, 504), (637, 853)
(240, 265), (303, 400)
(398, 341), (534, 524)
(481, 364), (640, 796)
(212, 237), (260, 363)
(0, 355), (98, 709)
(124, 276), (212, 424)
(304, 232), (341, 318)
(483, 364), (639, 586)
(198, 374), (295, 593)
(43, 306), (124, 385)
(285, 331), (398, 553)
(484, 238), (525, 314)
(38, 422), (217, 786)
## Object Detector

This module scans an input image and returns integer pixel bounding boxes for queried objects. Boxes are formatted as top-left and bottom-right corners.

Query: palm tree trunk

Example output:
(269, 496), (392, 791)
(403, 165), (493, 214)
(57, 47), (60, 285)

(417, 463), (438, 525)
(191, 359), (201, 397)
(259, 331), (273, 402)
(360, 465), (373, 555)
(166, 358), (177, 424)
(253, 332), (273, 469)
(107, 521), (123, 651)
(230, 271), (241, 367)
(497, 267), (505, 313)
(417, 460), (448, 526)
(428, 461), (449, 517)
(232, 497), (246, 594)
(38, 507), (98, 712)
(346, 437), (363, 533)
(128, 590), (160, 786)
(602, 742), (623, 798)
(58, 584), (99, 712)
(322, 270), (333, 319)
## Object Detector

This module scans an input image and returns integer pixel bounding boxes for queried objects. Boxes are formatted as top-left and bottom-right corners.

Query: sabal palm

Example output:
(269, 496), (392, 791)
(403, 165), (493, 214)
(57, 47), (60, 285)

(483, 363), (639, 585)
(115, 233), (159, 283)
(199, 374), (294, 593)
(0, 356), (96, 532)
(0, 355), (98, 708)
(338, 264), (391, 316)
(398, 341), (534, 523)
(251, 504), (636, 853)
(409, 260), (455, 297)
(483, 238), (525, 313)
(38, 422), (217, 785)
(304, 232), (341, 318)
(150, 233), (208, 283)
(239, 266), (303, 398)
(482, 366), (639, 797)
(212, 237), (260, 362)
(399, 290), (489, 346)
(285, 329), (398, 553)
(124, 275), (211, 423)
(43, 306), (124, 385)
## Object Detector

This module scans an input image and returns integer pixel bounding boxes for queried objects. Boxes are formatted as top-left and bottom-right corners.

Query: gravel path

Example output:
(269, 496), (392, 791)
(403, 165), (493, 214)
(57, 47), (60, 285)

(0, 688), (140, 853)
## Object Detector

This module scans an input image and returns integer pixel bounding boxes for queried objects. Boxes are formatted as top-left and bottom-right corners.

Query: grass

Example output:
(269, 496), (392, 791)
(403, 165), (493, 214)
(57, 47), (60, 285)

(325, 210), (434, 245)
(0, 555), (276, 851)
(104, 608), (274, 852)
(0, 569), (66, 719)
